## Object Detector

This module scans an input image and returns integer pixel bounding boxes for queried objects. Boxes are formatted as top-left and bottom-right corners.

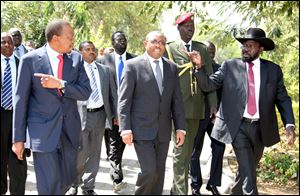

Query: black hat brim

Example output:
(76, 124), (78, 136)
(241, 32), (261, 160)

(236, 38), (275, 51)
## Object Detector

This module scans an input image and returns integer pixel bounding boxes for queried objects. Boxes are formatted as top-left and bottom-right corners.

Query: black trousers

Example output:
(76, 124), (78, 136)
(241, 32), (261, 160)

(108, 124), (126, 184)
(1, 108), (27, 195)
(190, 113), (225, 190)
(230, 120), (264, 195)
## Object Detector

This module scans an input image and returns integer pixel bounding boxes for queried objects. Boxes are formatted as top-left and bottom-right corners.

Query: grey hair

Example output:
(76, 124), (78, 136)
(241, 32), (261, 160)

(145, 31), (166, 41)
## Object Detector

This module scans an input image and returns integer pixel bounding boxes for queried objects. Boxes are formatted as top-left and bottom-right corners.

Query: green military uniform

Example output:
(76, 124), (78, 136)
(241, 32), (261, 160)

(166, 40), (217, 195)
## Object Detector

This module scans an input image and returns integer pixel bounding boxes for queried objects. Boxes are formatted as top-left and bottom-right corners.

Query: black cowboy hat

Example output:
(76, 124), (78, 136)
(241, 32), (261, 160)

(235, 28), (275, 51)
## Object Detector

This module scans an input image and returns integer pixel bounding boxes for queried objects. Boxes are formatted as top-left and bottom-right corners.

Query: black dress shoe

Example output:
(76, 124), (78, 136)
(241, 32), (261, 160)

(82, 190), (97, 195)
(206, 185), (220, 195)
(192, 188), (201, 195)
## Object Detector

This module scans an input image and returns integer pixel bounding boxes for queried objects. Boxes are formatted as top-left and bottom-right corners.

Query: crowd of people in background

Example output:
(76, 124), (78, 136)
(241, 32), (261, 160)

(1, 11), (295, 196)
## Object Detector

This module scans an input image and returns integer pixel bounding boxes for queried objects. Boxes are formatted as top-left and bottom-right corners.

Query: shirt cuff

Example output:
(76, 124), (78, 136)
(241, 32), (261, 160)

(286, 124), (295, 129)
(176, 129), (186, 135)
(120, 130), (132, 136)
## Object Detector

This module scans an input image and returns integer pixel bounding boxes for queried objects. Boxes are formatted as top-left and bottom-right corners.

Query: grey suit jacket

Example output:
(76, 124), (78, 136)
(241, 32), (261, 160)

(195, 58), (294, 147)
(118, 53), (185, 142)
(13, 45), (92, 152)
(77, 62), (117, 130)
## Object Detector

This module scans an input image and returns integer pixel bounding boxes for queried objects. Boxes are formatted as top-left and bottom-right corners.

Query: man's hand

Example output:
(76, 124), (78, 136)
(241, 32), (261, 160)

(187, 50), (203, 69)
(34, 73), (63, 89)
(210, 106), (218, 123)
(12, 142), (25, 160)
(175, 131), (185, 147)
(286, 126), (296, 145)
(122, 133), (133, 146)
(113, 118), (119, 126)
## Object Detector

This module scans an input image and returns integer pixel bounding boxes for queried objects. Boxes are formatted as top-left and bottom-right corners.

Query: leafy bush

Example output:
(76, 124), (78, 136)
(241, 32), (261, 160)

(258, 150), (299, 185)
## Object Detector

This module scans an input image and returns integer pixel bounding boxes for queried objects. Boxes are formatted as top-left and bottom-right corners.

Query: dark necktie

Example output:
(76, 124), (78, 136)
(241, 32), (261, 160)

(15, 47), (20, 58)
(118, 56), (124, 85)
(154, 60), (163, 95)
(88, 64), (100, 102)
(247, 62), (256, 115)
(57, 54), (64, 96)
(185, 44), (190, 52)
(1, 58), (12, 109)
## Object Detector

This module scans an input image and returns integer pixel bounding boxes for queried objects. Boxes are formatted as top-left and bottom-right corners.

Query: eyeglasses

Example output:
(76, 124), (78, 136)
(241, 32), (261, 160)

(149, 40), (166, 46)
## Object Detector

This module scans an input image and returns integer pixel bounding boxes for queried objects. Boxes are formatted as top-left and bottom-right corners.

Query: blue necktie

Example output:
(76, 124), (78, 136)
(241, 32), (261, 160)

(88, 65), (100, 102)
(118, 56), (124, 84)
(1, 58), (12, 109)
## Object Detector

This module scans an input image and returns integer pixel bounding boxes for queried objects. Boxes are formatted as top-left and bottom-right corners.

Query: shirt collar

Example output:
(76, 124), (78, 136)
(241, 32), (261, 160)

(1, 54), (15, 62)
(46, 43), (61, 59)
(145, 52), (163, 65)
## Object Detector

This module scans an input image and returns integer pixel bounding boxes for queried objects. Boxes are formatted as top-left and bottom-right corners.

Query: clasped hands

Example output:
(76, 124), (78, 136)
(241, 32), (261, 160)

(34, 73), (63, 89)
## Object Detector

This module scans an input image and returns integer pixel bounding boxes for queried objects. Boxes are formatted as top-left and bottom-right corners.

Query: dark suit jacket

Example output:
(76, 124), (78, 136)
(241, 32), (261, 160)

(13, 45), (92, 152)
(77, 62), (117, 130)
(118, 53), (185, 142)
(195, 58), (294, 147)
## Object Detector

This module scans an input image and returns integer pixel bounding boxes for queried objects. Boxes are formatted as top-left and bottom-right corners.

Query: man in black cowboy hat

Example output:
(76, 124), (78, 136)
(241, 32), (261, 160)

(190, 27), (296, 195)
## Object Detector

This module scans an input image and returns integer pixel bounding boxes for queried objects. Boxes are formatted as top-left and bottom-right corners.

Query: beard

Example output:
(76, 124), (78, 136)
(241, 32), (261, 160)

(241, 50), (260, 62)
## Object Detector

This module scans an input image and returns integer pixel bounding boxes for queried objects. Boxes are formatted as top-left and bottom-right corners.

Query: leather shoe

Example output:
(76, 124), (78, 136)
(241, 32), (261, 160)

(82, 190), (97, 195)
(192, 188), (201, 195)
(67, 186), (78, 195)
(206, 185), (220, 195)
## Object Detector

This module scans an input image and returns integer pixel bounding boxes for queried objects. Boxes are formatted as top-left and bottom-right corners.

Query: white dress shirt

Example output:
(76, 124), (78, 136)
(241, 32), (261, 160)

(114, 51), (127, 94)
(83, 61), (104, 109)
(243, 58), (261, 119)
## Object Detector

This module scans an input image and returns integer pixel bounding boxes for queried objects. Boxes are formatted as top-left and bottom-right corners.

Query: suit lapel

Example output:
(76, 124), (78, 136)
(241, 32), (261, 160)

(96, 63), (105, 97)
(176, 40), (189, 60)
(259, 60), (268, 104)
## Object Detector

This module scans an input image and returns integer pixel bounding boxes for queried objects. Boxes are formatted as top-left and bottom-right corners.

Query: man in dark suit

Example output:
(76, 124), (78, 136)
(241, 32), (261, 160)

(67, 41), (117, 195)
(12, 19), (92, 195)
(8, 28), (30, 58)
(97, 31), (135, 192)
(1, 32), (27, 195)
(192, 28), (295, 195)
(190, 41), (225, 195)
(119, 31), (186, 195)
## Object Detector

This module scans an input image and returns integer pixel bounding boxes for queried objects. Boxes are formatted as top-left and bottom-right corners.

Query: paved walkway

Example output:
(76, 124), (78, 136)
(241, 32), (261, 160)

(24, 133), (235, 195)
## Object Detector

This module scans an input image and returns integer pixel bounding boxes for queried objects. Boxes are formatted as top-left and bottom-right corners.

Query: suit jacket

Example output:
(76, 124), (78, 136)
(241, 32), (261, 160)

(166, 40), (217, 119)
(195, 58), (294, 147)
(77, 62), (117, 130)
(13, 45), (92, 152)
(118, 53), (185, 142)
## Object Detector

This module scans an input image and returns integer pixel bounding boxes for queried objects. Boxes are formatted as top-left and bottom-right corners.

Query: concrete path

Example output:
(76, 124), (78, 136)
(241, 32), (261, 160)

(24, 133), (235, 195)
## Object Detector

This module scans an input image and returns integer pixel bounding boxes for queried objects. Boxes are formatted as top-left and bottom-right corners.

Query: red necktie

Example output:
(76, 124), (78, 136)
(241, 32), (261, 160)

(57, 54), (64, 96)
(247, 62), (256, 116)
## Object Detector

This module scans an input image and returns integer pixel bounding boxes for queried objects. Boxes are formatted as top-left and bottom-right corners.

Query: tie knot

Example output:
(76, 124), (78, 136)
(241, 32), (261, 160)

(15, 47), (19, 51)
(119, 56), (122, 60)
(185, 44), (190, 52)
(154, 60), (159, 66)
(248, 62), (254, 68)
(57, 54), (63, 61)
(5, 58), (10, 64)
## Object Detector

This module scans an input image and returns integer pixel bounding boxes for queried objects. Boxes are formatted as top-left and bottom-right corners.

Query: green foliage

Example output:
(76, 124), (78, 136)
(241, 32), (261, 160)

(1, 1), (160, 54)
(258, 150), (299, 185)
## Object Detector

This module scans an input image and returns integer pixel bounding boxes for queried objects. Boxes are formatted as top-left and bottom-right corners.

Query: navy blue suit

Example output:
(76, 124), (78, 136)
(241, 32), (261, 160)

(13, 45), (91, 194)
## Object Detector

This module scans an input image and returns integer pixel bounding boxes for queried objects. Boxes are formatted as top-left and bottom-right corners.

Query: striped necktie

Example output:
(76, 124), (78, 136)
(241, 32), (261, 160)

(88, 64), (100, 102)
(1, 58), (13, 109)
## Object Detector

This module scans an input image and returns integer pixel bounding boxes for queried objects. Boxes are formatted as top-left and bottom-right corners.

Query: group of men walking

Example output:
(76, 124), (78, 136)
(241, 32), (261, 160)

(1, 11), (295, 196)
